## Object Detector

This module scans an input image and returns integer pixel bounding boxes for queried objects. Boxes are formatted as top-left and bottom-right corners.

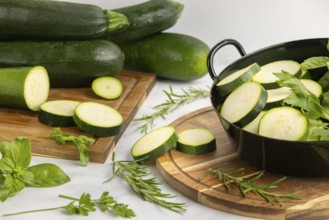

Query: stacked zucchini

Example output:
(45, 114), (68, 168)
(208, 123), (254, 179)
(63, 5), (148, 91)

(0, 0), (210, 137)
(216, 56), (329, 141)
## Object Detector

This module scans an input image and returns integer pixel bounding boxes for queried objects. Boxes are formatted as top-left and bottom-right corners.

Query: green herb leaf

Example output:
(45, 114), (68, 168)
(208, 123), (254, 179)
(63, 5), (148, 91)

(104, 153), (187, 213)
(6, 138), (31, 169)
(0, 174), (25, 202)
(42, 128), (94, 166)
(300, 56), (329, 71)
(0, 141), (10, 158)
(26, 163), (70, 187)
(274, 71), (323, 119)
(112, 203), (136, 218)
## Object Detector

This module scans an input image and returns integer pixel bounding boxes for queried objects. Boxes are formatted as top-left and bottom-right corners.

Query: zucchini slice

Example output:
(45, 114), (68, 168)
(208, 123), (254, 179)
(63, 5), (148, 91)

(38, 100), (80, 127)
(220, 81), (267, 127)
(73, 102), (123, 137)
(216, 63), (260, 97)
(300, 79), (323, 98)
(0, 66), (49, 111)
(92, 76), (123, 100)
(176, 128), (216, 155)
(252, 60), (302, 89)
(131, 126), (178, 163)
(243, 111), (267, 134)
(258, 106), (308, 141)
(265, 87), (291, 109)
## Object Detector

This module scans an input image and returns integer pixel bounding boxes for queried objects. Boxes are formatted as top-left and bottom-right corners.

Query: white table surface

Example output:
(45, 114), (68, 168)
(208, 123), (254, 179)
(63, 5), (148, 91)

(2, 1), (329, 219)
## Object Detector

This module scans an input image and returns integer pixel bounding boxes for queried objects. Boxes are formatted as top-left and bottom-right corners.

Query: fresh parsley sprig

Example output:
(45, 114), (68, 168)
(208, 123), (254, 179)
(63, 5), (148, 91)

(200, 165), (299, 207)
(3, 191), (136, 218)
(41, 128), (95, 166)
(134, 85), (210, 134)
(104, 153), (187, 213)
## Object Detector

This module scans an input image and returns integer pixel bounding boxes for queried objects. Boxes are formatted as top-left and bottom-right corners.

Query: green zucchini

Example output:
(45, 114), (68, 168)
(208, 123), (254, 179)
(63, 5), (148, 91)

(0, 66), (49, 111)
(258, 106), (308, 141)
(242, 111), (267, 134)
(252, 60), (302, 89)
(0, 0), (128, 40)
(265, 87), (291, 109)
(220, 81), (267, 127)
(0, 40), (123, 87)
(73, 102), (123, 137)
(216, 63), (260, 97)
(92, 76), (123, 100)
(176, 128), (216, 155)
(131, 126), (178, 163)
(119, 33), (210, 81)
(300, 79), (323, 98)
(107, 0), (184, 43)
(38, 100), (80, 127)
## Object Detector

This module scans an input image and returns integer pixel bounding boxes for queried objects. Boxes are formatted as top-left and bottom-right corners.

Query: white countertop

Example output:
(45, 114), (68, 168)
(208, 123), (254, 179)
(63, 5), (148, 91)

(2, 1), (329, 219)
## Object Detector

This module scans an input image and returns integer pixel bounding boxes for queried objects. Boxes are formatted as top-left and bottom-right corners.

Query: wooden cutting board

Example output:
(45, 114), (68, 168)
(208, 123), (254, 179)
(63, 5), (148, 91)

(0, 70), (155, 163)
(156, 107), (329, 220)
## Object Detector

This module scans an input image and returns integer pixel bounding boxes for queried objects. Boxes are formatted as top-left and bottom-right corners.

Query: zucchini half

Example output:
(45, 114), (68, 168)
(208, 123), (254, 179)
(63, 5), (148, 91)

(0, 66), (49, 111)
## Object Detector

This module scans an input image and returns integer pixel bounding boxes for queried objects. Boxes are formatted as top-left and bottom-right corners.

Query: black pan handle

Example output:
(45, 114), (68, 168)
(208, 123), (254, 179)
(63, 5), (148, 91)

(207, 39), (247, 81)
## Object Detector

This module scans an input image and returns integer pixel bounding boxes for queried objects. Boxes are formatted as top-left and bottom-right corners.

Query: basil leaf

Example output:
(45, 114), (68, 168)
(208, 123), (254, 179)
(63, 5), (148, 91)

(6, 138), (31, 169)
(19, 170), (34, 185)
(0, 157), (15, 173)
(301, 56), (329, 70)
(0, 141), (10, 158)
(0, 174), (25, 201)
(26, 163), (70, 187)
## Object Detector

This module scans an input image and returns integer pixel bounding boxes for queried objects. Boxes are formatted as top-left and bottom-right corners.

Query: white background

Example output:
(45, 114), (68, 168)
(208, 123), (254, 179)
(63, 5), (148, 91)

(1, 1), (329, 220)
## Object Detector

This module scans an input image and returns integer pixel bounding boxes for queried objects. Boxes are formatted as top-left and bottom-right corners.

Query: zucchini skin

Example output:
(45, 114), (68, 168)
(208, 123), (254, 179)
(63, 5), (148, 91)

(120, 33), (210, 81)
(0, 0), (128, 40)
(0, 40), (124, 87)
(106, 0), (184, 43)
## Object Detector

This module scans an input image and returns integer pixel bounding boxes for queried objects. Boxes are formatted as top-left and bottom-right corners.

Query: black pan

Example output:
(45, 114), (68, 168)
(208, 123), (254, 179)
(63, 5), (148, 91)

(207, 38), (329, 177)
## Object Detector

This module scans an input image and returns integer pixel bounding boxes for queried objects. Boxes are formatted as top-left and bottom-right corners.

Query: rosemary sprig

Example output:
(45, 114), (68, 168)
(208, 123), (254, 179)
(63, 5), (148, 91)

(104, 153), (187, 213)
(200, 165), (299, 207)
(134, 85), (210, 133)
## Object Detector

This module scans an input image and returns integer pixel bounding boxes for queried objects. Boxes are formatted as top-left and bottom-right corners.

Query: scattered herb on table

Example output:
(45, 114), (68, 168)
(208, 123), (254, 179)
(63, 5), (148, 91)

(200, 165), (299, 207)
(3, 191), (135, 218)
(104, 153), (187, 213)
(41, 127), (95, 166)
(0, 137), (70, 202)
(134, 85), (210, 134)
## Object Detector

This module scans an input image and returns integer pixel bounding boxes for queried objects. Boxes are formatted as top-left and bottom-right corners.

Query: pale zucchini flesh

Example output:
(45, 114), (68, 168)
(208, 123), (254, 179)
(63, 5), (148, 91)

(300, 79), (323, 98)
(243, 111), (267, 134)
(216, 63), (260, 97)
(38, 100), (80, 127)
(220, 81), (267, 127)
(131, 126), (178, 163)
(176, 128), (216, 155)
(73, 102), (123, 137)
(92, 76), (123, 100)
(252, 60), (301, 89)
(258, 106), (308, 141)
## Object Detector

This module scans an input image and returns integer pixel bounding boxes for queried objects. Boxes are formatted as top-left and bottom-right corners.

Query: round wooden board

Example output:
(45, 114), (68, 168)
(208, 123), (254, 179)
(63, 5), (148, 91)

(156, 107), (329, 220)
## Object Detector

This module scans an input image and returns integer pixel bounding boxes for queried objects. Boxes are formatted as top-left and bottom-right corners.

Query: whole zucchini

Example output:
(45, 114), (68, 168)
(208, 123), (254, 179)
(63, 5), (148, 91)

(0, 40), (123, 87)
(106, 0), (184, 43)
(119, 33), (210, 81)
(0, 0), (128, 40)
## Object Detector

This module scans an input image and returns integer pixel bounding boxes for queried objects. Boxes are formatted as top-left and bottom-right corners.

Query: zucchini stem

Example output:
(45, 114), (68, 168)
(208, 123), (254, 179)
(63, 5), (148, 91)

(104, 10), (129, 32)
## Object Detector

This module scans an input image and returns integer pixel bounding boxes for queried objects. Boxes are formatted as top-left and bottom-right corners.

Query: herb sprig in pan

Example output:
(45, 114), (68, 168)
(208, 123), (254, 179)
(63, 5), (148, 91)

(134, 85), (210, 134)
(104, 153), (187, 213)
(200, 165), (299, 207)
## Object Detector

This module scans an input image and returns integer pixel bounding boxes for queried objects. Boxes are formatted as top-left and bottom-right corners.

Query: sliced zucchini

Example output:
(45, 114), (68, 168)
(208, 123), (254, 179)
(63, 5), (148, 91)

(73, 102), (123, 137)
(92, 76), (123, 100)
(252, 60), (301, 89)
(258, 106), (308, 141)
(38, 100), (80, 127)
(300, 79), (323, 98)
(131, 126), (178, 163)
(176, 128), (216, 155)
(216, 63), (260, 97)
(242, 111), (267, 134)
(220, 81), (267, 127)
(265, 87), (291, 109)
(0, 66), (49, 111)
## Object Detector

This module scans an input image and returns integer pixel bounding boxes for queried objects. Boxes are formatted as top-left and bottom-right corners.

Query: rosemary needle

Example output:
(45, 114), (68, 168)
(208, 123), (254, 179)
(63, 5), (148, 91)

(200, 165), (299, 207)
(104, 153), (187, 213)
(134, 85), (210, 134)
